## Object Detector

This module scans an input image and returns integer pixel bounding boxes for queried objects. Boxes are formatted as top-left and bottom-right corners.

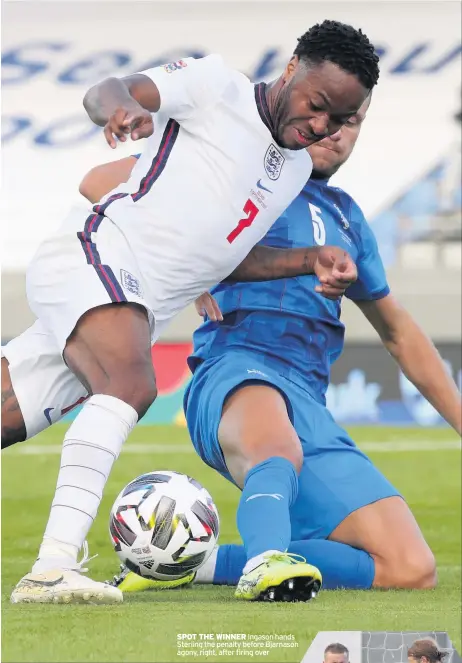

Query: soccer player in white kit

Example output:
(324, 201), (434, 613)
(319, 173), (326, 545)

(9, 20), (379, 604)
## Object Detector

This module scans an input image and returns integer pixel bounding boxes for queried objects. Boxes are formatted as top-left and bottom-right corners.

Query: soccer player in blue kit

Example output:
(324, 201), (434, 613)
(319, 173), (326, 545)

(108, 94), (461, 600)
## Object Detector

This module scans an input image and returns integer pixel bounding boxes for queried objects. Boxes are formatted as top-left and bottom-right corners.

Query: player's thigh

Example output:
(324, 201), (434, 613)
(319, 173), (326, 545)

(185, 354), (302, 489)
(329, 496), (436, 588)
(219, 384), (302, 487)
(2, 320), (87, 445)
(64, 303), (156, 417)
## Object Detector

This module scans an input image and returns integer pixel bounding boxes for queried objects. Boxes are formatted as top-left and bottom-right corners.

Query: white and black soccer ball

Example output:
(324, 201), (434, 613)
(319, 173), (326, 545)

(109, 471), (220, 580)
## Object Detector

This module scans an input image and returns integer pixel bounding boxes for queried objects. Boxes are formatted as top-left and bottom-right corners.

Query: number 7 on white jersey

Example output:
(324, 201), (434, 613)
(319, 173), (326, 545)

(309, 203), (326, 246)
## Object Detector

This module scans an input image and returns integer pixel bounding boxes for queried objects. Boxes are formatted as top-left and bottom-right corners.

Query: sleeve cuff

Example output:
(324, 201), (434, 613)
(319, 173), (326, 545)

(347, 285), (390, 302)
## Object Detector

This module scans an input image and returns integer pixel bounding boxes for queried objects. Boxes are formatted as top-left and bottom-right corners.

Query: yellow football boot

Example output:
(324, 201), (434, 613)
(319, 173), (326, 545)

(110, 564), (195, 593)
(235, 552), (322, 602)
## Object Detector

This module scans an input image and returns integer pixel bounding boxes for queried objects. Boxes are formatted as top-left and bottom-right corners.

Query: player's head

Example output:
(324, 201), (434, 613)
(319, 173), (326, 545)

(309, 93), (371, 179)
(271, 20), (379, 150)
(324, 643), (350, 663)
(408, 639), (448, 663)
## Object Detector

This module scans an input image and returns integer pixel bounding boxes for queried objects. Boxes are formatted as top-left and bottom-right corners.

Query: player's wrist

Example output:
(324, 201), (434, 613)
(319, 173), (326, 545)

(302, 247), (320, 275)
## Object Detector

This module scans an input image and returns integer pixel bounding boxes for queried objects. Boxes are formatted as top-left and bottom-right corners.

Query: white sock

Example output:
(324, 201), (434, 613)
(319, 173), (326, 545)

(243, 549), (282, 575)
(194, 546), (219, 584)
(33, 394), (138, 573)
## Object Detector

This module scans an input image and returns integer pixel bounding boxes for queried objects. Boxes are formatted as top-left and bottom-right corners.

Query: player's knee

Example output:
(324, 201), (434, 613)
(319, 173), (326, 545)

(129, 375), (158, 419)
(262, 442), (303, 473)
(1, 418), (27, 448)
(284, 445), (303, 473)
(400, 548), (437, 589)
(103, 366), (157, 419)
(377, 545), (437, 589)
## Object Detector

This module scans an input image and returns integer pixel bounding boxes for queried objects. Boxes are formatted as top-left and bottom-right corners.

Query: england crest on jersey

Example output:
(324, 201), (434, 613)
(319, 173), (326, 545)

(264, 144), (285, 180)
(120, 270), (143, 297)
(163, 60), (188, 74)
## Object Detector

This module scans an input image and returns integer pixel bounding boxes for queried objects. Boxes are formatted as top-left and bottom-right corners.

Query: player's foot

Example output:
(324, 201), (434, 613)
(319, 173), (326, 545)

(110, 564), (196, 593)
(11, 569), (123, 604)
(235, 552), (322, 602)
(10, 541), (123, 605)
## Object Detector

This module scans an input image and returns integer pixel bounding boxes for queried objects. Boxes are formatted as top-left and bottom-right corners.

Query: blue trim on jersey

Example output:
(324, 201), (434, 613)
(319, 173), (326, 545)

(78, 193), (129, 303)
(131, 119), (179, 202)
(254, 82), (275, 136)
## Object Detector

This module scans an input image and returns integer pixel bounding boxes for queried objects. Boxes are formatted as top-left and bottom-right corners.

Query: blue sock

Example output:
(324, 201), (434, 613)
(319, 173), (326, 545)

(213, 539), (375, 589)
(236, 457), (298, 562)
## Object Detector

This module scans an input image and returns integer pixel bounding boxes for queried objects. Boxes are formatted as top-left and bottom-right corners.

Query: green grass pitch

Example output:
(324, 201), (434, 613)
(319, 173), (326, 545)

(2, 425), (461, 662)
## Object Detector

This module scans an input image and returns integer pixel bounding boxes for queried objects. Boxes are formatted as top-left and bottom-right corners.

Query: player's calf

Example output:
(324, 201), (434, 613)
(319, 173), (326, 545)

(1, 357), (27, 448)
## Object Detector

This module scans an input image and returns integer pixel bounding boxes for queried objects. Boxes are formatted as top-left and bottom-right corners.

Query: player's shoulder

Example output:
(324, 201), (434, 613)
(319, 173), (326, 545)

(188, 53), (245, 82)
(317, 181), (367, 229)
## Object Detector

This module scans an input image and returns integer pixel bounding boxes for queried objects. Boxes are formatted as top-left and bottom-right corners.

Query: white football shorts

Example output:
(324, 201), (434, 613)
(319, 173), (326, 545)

(2, 321), (88, 439)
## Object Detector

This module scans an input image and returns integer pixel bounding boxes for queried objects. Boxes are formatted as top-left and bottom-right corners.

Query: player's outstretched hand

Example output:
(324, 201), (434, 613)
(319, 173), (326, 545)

(195, 292), (223, 322)
(314, 246), (357, 300)
(103, 105), (154, 149)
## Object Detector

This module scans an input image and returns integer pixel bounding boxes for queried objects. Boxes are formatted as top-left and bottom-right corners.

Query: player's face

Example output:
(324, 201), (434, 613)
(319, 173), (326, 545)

(275, 57), (369, 150)
(324, 653), (349, 663)
(308, 95), (371, 178)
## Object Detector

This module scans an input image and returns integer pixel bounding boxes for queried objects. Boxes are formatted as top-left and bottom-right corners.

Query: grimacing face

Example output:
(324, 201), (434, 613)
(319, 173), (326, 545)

(324, 652), (349, 663)
(273, 57), (370, 150)
(308, 94), (371, 178)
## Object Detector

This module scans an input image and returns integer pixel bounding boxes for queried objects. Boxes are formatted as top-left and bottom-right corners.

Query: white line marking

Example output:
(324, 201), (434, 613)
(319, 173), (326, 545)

(361, 440), (461, 452)
(6, 439), (461, 456)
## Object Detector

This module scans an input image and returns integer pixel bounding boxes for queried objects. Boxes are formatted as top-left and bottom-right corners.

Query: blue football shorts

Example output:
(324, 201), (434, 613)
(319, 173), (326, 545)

(184, 350), (401, 540)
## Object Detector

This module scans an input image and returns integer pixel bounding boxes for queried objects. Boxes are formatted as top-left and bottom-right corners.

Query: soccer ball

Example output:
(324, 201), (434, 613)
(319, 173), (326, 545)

(109, 470), (219, 580)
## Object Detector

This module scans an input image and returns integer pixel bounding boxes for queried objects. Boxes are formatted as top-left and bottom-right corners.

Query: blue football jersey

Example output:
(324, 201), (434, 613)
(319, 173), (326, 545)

(190, 177), (389, 403)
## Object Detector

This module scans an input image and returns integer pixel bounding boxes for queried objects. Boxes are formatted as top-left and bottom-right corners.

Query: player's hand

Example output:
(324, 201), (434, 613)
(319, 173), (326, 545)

(194, 292), (223, 322)
(313, 246), (357, 300)
(103, 105), (154, 149)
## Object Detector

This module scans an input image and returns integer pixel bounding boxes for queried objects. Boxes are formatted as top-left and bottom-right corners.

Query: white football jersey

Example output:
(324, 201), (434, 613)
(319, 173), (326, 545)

(99, 55), (313, 326)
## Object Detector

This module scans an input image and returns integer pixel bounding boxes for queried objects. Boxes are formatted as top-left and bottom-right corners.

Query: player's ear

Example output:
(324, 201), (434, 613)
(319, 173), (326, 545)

(283, 55), (299, 82)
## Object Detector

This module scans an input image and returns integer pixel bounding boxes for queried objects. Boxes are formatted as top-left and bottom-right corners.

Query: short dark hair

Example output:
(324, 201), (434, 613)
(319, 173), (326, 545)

(408, 639), (448, 663)
(325, 643), (350, 658)
(294, 20), (380, 90)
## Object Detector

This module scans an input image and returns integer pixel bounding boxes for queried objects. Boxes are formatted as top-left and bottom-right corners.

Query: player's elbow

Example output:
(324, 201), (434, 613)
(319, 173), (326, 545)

(82, 85), (102, 124)
(83, 78), (117, 125)
(79, 168), (102, 204)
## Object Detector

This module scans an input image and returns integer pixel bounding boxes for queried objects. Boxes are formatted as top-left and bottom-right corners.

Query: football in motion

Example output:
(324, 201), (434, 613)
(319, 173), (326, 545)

(109, 471), (219, 580)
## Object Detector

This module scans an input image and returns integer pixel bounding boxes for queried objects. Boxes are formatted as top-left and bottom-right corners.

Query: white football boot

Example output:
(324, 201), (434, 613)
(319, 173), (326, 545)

(11, 542), (122, 605)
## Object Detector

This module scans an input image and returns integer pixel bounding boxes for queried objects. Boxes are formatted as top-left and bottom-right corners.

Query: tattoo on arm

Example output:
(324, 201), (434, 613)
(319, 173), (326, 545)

(226, 245), (318, 282)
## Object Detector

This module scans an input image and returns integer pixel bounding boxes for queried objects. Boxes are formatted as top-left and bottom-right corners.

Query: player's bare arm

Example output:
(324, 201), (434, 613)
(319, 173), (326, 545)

(79, 156), (139, 204)
(227, 245), (357, 299)
(357, 294), (462, 435)
(83, 74), (159, 148)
